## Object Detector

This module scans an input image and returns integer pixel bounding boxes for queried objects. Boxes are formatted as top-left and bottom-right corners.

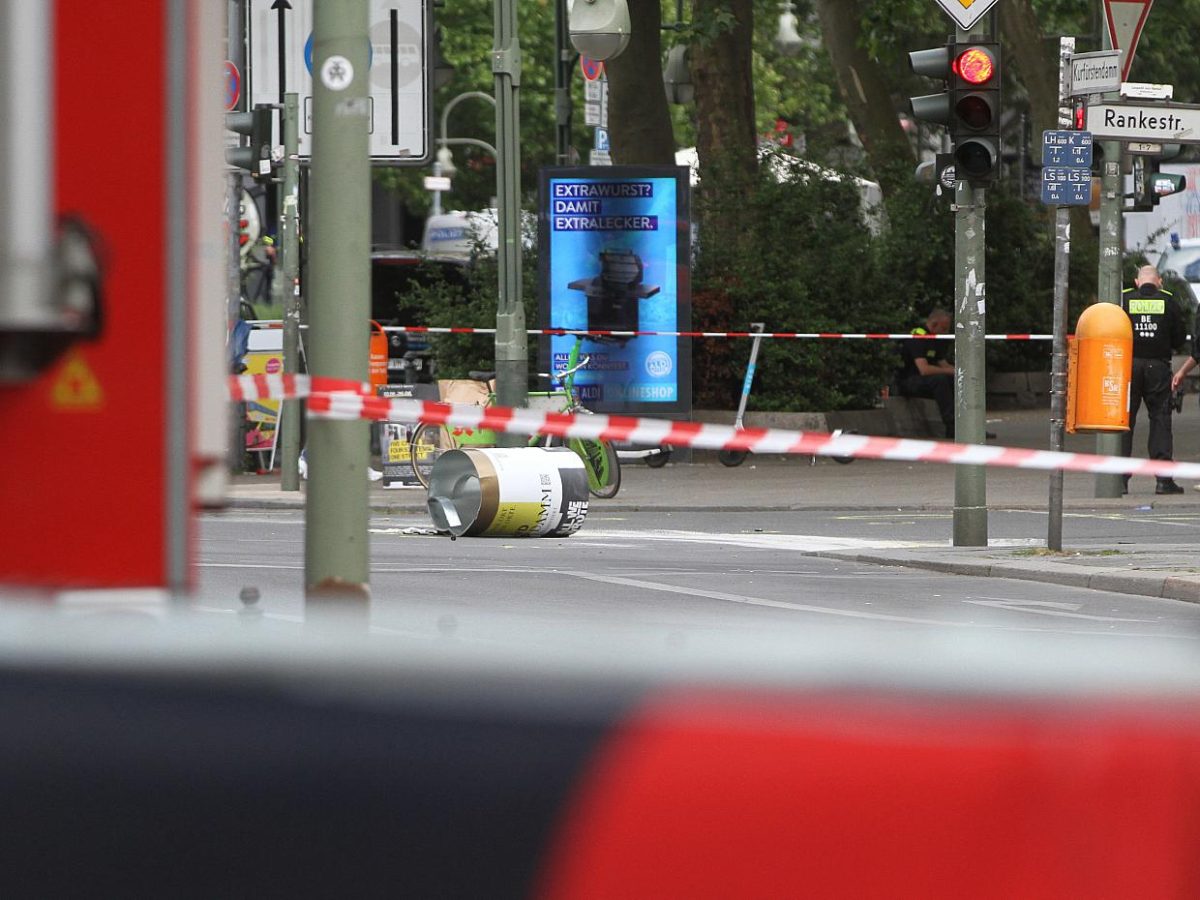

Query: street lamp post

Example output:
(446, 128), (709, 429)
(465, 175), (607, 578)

(431, 91), (498, 229)
(492, 0), (526, 437)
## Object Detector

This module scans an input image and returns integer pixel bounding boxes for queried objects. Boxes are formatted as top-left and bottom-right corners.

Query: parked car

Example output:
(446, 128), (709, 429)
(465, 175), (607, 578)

(1157, 233), (1200, 294)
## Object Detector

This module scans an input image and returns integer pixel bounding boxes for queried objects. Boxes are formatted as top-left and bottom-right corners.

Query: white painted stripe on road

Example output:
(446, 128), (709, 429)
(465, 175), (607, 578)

(964, 597), (1152, 623)
(562, 569), (1003, 627)
(573, 529), (940, 552)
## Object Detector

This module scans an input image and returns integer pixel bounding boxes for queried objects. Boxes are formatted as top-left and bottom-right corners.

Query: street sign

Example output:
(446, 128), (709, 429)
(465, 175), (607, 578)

(580, 56), (605, 82)
(1040, 166), (1092, 206)
(1042, 129), (1093, 167)
(1120, 81), (1173, 100)
(930, 0), (1001, 31)
(1103, 0), (1154, 82)
(224, 60), (242, 111)
(1068, 50), (1121, 97)
(423, 175), (450, 191)
(1127, 141), (1163, 154)
(1085, 101), (1200, 143)
(1041, 129), (1093, 207)
(247, 0), (431, 163)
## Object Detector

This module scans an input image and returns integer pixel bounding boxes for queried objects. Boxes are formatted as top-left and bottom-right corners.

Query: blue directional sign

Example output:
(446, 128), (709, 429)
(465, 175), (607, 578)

(1041, 130), (1093, 206)
(1042, 130), (1093, 168)
(1040, 166), (1092, 206)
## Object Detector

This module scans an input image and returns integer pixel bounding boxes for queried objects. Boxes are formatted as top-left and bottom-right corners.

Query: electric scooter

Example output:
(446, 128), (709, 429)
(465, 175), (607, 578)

(718, 323), (855, 467)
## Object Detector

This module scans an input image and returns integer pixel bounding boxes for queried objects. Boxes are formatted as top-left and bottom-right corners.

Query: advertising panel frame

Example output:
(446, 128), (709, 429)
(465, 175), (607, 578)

(538, 165), (692, 419)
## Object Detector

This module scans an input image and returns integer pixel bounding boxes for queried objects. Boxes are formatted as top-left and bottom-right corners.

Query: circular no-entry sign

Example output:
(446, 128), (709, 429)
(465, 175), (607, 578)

(580, 56), (605, 82)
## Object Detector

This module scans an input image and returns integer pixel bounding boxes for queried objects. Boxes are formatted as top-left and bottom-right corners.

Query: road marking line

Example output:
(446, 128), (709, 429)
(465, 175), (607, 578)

(964, 597), (1152, 622)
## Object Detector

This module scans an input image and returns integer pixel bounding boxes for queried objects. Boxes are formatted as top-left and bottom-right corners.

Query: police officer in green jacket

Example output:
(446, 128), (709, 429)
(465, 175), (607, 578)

(1121, 265), (1187, 494)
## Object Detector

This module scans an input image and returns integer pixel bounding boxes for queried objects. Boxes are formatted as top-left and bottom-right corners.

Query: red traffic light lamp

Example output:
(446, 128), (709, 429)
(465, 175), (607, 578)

(949, 42), (1001, 185)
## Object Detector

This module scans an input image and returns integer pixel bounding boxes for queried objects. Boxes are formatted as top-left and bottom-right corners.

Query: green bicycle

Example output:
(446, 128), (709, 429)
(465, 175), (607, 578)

(408, 339), (621, 498)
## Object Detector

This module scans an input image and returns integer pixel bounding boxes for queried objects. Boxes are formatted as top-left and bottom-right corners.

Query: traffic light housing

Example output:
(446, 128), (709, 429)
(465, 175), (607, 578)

(908, 43), (953, 128)
(1132, 155), (1187, 211)
(949, 42), (1000, 185)
(225, 105), (273, 179)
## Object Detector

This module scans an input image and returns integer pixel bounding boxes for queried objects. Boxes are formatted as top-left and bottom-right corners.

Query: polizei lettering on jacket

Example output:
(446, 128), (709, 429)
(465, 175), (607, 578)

(1103, 108), (1185, 132)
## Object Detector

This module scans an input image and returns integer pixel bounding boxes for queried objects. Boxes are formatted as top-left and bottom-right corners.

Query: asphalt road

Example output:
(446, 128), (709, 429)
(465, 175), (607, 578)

(197, 509), (1200, 655)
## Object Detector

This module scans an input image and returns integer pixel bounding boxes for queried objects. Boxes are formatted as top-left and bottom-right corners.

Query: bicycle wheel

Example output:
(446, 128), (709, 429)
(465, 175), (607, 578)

(571, 437), (621, 499)
(409, 423), (453, 490)
(718, 449), (748, 467)
(644, 445), (672, 468)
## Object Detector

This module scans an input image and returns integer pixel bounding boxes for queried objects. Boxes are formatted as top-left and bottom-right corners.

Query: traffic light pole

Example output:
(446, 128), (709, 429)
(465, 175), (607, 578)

(1094, 23), (1124, 499)
(953, 177), (989, 546)
(952, 23), (988, 548)
(280, 93), (302, 492)
(305, 0), (371, 611)
(1047, 37), (1075, 552)
(493, 0), (528, 443)
(1094, 142), (1125, 497)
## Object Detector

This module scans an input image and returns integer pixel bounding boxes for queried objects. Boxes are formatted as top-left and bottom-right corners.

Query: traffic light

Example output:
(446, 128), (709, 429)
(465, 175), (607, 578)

(908, 42), (953, 128)
(949, 42), (1001, 184)
(225, 105), (273, 179)
(1132, 155), (1187, 211)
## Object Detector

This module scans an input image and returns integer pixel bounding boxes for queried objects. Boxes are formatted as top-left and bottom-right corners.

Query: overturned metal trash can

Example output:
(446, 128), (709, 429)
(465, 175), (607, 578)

(426, 447), (590, 538)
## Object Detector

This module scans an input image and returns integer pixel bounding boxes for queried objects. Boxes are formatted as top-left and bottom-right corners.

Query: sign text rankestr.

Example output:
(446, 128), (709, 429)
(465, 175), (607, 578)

(1086, 102), (1200, 142)
(1102, 108), (1183, 132)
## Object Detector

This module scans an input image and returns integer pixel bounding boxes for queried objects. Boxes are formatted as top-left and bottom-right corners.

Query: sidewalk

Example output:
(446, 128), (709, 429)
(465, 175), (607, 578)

(224, 407), (1200, 604)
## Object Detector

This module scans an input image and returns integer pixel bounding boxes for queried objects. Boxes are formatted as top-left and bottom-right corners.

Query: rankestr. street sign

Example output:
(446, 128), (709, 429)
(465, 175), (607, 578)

(1085, 102), (1200, 143)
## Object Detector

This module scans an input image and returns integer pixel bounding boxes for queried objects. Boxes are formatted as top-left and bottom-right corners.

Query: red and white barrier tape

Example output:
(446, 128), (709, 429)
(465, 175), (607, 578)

(243, 321), (1052, 341)
(228, 373), (368, 403)
(228, 374), (1200, 482)
(381, 326), (1054, 341)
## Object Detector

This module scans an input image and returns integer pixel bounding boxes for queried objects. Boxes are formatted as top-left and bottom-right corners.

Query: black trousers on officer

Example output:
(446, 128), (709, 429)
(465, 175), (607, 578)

(1121, 357), (1174, 464)
(899, 373), (954, 439)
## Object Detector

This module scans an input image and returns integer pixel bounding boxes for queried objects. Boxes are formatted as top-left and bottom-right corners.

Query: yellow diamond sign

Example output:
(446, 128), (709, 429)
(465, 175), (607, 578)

(935, 0), (1001, 30)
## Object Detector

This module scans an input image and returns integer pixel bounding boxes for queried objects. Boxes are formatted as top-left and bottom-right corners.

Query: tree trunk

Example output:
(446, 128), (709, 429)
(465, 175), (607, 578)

(690, 0), (757, 179)
(997, 0), (1057, 139)
(813, 0), (913, 197)
(689, 0), (757, 266)
(606, 0), (676, 165)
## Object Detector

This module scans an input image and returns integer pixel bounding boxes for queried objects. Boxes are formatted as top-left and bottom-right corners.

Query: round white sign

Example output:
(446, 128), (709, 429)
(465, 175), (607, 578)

(320, 55), (354, 91)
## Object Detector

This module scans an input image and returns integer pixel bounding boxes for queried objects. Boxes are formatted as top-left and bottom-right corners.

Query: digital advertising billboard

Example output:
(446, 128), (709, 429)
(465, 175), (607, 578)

(538, 165), (691, 417)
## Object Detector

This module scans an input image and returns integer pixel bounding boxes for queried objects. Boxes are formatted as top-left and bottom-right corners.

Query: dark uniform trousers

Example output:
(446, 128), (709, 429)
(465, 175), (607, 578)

(1121, 357), (1174, 462)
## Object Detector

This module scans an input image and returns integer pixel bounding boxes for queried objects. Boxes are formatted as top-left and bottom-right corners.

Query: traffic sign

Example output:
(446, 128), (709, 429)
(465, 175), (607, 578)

(1103, 0), (1154, 82)
(1121, 81), (1172, 100)
(1085, 101), (1200, 143)
(930, 0), (1001, 31)
(580, 56), (605, 82)
(1041, 167), (1092, 206)
(1042, 130), (1093, 168)
(224, 60), (242, 111)
(1068, 50), (1121, 97)
(247, 0), (431, 163)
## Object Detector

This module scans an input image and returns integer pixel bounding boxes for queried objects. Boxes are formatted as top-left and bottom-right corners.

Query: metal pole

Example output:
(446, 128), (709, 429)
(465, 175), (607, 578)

(554, 0), (573, 165)
(1094, 25), (1124, 496)
(951, 19), (989, 547)
(1047, 37), (1075, 551)
(280, 92), (302, 491)
(493, 0), (528, 442)
(952, 177), (988, 546)
(305, 0), (371, 610)
(227, 172), (245, 473)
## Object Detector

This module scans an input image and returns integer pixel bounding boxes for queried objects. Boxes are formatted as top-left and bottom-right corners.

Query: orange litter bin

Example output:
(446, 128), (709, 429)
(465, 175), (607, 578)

(1067, 302), (1132, 433)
